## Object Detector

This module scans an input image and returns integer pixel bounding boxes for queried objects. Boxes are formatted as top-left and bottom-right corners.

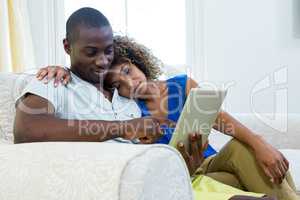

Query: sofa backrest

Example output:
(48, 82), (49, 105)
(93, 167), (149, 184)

(0, 73), (34, 143)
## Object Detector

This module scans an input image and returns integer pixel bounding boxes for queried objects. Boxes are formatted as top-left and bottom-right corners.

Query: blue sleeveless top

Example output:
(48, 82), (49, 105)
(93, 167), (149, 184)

(137, 74), (217, 158)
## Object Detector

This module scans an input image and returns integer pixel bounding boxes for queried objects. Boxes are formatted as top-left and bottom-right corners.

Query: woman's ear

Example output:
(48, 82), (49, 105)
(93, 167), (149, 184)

(63, 39), (71, 54)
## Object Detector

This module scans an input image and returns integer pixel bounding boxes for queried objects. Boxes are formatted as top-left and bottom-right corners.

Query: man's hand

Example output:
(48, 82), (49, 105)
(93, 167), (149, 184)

(254, 137), (289, 184)
(121, 117), (176, 144)
(177, 133), (204, 175)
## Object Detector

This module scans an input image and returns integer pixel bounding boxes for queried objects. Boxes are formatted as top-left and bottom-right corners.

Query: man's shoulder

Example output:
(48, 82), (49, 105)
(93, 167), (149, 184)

(16, 77), (67, 111)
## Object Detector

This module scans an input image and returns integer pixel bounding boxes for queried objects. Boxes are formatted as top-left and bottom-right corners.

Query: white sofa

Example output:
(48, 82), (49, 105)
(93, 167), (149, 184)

(0, 72), (299, 199)
(0, 73), (193, 200)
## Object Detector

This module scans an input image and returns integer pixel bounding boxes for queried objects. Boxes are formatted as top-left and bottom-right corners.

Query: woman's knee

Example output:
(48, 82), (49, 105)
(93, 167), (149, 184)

(222, 139), (248, 153)
(221, 139), (254, 160)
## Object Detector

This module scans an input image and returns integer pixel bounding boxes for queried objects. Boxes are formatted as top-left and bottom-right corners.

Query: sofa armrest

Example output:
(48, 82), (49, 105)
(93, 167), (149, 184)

(0, 142), (193, 200)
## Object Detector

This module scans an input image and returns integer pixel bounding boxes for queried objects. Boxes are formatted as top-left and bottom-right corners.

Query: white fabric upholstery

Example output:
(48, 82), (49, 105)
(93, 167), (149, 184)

(0, 73), (33, 143)
(120, 146), (193, 200)
(0, 142), (193, 200)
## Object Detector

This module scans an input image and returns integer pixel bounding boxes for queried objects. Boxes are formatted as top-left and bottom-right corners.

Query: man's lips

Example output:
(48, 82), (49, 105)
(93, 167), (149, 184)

(93, 69), (107, 75)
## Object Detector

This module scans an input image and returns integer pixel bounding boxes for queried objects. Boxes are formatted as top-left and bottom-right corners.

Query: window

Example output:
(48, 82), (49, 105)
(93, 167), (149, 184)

(64, 0), (186, 67)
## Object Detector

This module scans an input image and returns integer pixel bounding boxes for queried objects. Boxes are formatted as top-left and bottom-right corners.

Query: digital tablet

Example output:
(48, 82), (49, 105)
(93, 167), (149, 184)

(169, 88), (227, 149)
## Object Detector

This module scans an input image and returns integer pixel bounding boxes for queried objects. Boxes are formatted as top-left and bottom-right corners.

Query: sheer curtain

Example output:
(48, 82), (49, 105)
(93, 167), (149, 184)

(0, 0), (35, 72)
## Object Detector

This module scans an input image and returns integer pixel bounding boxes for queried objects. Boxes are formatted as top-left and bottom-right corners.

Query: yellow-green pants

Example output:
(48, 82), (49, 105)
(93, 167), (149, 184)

(193, 139), (299, 200)
(193, 175), (264, 200)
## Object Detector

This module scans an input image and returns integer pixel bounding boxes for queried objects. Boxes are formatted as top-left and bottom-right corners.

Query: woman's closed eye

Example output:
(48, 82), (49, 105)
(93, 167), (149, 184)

(122, 66), (130, 75)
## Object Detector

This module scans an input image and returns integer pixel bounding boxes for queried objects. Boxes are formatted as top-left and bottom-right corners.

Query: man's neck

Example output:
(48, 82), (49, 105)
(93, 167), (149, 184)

(93, 83), (113, 101)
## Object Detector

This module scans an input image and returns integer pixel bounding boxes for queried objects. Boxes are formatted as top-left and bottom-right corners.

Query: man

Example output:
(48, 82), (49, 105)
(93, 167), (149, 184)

(14, 7), (170, 144)
(14, 7), (299, 200)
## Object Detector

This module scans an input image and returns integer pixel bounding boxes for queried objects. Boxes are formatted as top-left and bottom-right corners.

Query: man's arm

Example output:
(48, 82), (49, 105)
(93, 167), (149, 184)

(14, 94), (168, 144)
(14, 94), (123, 143)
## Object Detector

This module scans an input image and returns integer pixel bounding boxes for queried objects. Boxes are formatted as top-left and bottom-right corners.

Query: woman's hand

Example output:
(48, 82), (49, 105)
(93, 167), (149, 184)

(253, 136), (289, 184)
(36, 66), (71, 87)
(177, 133), (205, 176)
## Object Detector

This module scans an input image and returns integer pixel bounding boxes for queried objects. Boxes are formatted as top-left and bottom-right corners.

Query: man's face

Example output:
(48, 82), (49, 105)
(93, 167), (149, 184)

(65, 25), (114, 84)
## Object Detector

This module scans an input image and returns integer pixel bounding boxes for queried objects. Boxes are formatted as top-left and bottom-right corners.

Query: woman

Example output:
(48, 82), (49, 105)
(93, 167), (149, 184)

(36, 36), (298, 200)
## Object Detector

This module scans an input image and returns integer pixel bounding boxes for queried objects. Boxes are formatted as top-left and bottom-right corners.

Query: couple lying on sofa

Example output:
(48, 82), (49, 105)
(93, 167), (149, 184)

(14, 7), (299, 200)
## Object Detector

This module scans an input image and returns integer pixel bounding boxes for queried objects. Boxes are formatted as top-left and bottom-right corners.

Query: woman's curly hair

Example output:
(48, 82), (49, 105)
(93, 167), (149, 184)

(112, 35), (163, 80)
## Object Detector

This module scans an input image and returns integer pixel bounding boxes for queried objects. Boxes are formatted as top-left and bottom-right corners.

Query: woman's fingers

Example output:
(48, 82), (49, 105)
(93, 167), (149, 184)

(37, 68), (48, 80)
(36, 69), (43, 78)
(196, 134), (204, 161)
(273, 164), (284, 184)
(262, 165), (276, 183)
(36, 67), (48, 80)
(44, 67), (57, 84)
(278, 162), (287, 182)
(177, 142), (191, 173)
(278, 155), (288, 175)
(271, 155), (288, 184)
(278, 153), (288, 175)
(190, 134), (200, 162)
(271, 166), (283, 184)
(282, 153), (289, 171)
(63, 73), (72, 85)
(196, 134), (203, 150)
(54, 69), (67, 87)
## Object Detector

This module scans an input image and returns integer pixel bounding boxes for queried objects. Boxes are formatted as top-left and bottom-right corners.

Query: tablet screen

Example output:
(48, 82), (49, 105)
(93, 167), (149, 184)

(169, 88), (227, 150)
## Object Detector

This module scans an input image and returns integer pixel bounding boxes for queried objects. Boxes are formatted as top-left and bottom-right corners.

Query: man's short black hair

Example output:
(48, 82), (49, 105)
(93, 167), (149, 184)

(66, 7), (111, 44)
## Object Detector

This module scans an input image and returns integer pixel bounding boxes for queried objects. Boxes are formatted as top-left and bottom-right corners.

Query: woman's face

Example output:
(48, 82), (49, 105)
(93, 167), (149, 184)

(105, 62), (148, 98)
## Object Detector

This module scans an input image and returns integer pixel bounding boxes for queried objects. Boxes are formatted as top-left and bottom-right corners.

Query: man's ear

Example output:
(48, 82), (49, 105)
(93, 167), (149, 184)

(63, 38), (71, 54)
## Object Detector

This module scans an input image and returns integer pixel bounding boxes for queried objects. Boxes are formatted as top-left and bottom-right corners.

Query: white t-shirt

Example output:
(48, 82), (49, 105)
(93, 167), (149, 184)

(16, 72), (141, 143)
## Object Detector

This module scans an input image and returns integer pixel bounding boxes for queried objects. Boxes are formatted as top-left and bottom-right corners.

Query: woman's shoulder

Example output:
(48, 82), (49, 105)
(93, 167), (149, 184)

(166, 74), (199, 97)
(166, 74), (188, 82)
(166, 74), (189, 97)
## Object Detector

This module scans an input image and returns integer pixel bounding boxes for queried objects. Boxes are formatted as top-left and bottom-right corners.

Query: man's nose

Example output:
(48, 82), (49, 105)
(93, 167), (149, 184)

(95, 54), (109, 68)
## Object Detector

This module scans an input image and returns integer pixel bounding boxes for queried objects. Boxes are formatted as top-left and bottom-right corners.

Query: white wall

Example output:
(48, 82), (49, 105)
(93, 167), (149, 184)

(200, 0), (300, 115)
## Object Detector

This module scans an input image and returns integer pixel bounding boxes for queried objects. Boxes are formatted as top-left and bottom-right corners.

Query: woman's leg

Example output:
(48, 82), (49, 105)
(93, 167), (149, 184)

(205, 172), (245, 190)
(203, 139), (299, 200)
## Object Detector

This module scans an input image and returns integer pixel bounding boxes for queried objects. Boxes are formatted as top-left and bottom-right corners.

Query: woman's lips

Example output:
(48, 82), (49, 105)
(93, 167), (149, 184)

(133, 81), (146, 97)
(133, 81), (142, 95)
